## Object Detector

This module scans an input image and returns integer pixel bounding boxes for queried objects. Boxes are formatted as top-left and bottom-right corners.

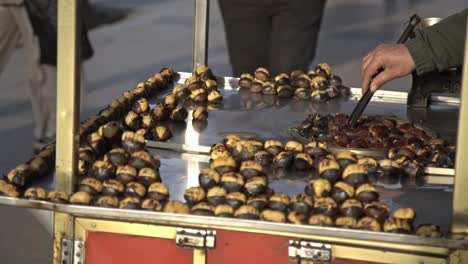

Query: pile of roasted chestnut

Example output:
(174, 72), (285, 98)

(238, 64), (350, 102)
(292, 113), (455, 168)
(179, 136), (442, 237)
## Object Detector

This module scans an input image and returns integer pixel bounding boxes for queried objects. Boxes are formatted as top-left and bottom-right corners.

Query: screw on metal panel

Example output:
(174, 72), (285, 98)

(76, 253), (81, 257)
(62, 260), (67, 264)
(63, 241), (67, 246)
(64, 251), (69, 256)
(78, 243), (83, 248)
(91, 223), (96, 228)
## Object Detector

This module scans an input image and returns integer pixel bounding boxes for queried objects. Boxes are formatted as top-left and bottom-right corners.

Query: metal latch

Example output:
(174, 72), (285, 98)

(289, 240), (332, 264)
(61, 238), (84, 264)
(175, 227), (216, 249)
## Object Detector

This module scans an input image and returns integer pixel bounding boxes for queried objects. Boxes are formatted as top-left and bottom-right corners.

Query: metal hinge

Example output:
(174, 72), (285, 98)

(288, 240), (332, 264)
(61, 238), (84, 264)
(175, 227), (216, 249)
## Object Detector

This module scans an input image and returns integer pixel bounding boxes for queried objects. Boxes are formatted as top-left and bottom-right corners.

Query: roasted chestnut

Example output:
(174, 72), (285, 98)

(264, 140), (283, 156)
(335, 216), (358, 229)
(198, 168), (221, 189)
(336, 151), (358, 170)
(313, 197), (337, 216)
(215, 204), (234, 217)
(254, 67), (270, 81)
(311, 90), (329, 102)
(159, 67), (176, 82)
(211, 156), (237, 174)
(224, 135), (240, 150)
(125, 182), (147, 199)
(107, 148), (129, 167)
(169, 107), (188, 122)
(204, 79), (218, 92)
(274, 73), (290, 86)
(192, 119), (208, 132)
(7, 164), (32, 187)
(287, 211), (307, 224)
(393, 207), (415, 223)
(234, 205), (260, 220)
(318, 159), (340, 183)
(23, 187), (47, 200)
(402, 161), (425, 178)
(284, 141), (303, 154)
(357, 216), (381, 231)
(115, 165), (137, 184)
(308, 214), (334, 226)
(315, 63), (332, 76)
(172, 84), (190, 100)
(70, 191), (92, 205)
(340, 198), (363, 218)
(102, 179), (124, 196)
(273, 151), (293, 169)
(268, 194), (290, 212)
(262, 81), (276, 95)
(305, 178), (331, 198)
(152, 126), (172, 142)
(416, 224), (442, 238)
(225, 191), (246, 209)
(379, 159), (402, 176)
(47, 191), (69, 204)
(185, 76), (203, 91)
(364, 202), (390, 222)
(88, 160), (115, 181)
(132, 98), (150, 115)
(220, 172), (245, 193)
(162, 94), (178, 110)
(206, 186), (227, 206)
(260, 209), (286, 223)
(79, 147), (96, 164)
(245, 176), (268, 196)
(276, 85), (294, 98)
(190, 88), (208, 102)
(95, 195), (118, 208)
(383, 218), (412, 234)
(121, 131), (145, 154)
(184, 186), (206, 205)
(163, 201), (190, 214)
(293, 153), (313, 171)
(147, 182), (169, 201)
(290, 193), (314, 214)
(78, 159), (90, 177)
(325, 85), (339, 99)
(135, 128), (152, 140)
(247, 196), (268, 211)
(79, 177), (103, 195)
(239, 161), (264, 179)
(129, 150), (158, 170)
(331, 181), (354, 203)
(137, 167), (161, 187)
(119, 197), (141, 209)
(355, 183), (379, 203)
(304, 142), (329, 158)
(342, 164), (368, 188)
(141, 198), (163, 211)
(124, 111), (141, 131)
(191, 202), (215, 216)
(210, 143), (228, 157)
(249, 78), (263, 93)
(357, 157), (379, 174)
(239, 73), (254, 89)
(193, 107), (209, 121)
(98, 121), (122, 144)
(254, 151), (273, 166)
(329, 75), (343, 86)
(294, 87), (310, 100)
(151, 103), (170, 121)
(231, 141), (256, 161)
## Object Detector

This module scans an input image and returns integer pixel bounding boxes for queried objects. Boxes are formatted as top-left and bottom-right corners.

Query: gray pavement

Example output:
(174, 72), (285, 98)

(0, 0), (466, 263)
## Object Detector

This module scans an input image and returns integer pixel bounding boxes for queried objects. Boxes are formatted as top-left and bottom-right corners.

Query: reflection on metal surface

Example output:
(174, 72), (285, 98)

(186, 109), (201, 188)
(452, 16), (468, 236)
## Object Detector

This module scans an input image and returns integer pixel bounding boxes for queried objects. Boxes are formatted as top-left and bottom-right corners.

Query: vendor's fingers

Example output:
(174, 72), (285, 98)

(361, 57), (383, 93)
(369, 69), (394, 92)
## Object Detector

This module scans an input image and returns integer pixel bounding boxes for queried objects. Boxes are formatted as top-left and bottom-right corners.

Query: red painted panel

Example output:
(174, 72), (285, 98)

(208, 229), (380, 264)
(85, 231), (193, 264)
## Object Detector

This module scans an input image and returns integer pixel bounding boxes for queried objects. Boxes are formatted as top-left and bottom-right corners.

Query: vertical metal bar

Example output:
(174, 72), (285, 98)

(452, 16), (468, 237)
(192, 0), (210, 72)
(193, 249), (207, 264)
(55, 0), (81, 193)
(54, 0), (80, 263)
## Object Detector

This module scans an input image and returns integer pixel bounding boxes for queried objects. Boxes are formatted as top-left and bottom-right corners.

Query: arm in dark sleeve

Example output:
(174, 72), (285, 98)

(405, 9), (467, 75)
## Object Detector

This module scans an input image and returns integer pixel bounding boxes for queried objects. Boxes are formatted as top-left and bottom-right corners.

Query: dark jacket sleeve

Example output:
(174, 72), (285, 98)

(405, 9), (467, 75)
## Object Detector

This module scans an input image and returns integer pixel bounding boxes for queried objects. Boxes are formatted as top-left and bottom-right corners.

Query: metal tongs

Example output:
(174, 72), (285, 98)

(347, 14), (422, 127)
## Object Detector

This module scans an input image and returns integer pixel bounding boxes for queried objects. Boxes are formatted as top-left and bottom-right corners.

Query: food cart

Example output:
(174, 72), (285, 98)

(0, 1), (468, 263)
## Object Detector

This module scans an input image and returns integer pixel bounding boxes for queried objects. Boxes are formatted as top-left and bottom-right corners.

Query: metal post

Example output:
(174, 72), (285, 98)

(192, 0), (210, 72)
(452, 16), (468, 237)
(54, 0), (81, 263)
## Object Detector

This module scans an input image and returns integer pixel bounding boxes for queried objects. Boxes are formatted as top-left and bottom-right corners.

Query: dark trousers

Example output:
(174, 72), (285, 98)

(219, 0), (326, 76)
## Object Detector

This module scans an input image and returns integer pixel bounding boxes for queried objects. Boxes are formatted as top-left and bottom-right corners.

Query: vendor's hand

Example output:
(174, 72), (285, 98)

(361, 44), (416, 93)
